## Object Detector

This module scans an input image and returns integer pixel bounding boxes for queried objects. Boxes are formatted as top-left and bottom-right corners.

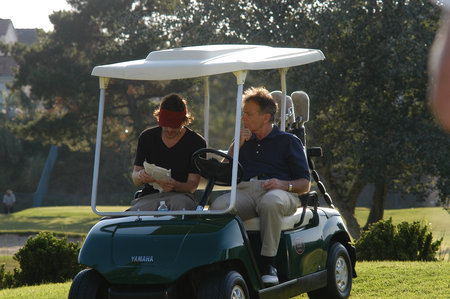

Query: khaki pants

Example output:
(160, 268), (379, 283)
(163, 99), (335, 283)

(210, 180), (298, 256)
(129, 192), (196, 211)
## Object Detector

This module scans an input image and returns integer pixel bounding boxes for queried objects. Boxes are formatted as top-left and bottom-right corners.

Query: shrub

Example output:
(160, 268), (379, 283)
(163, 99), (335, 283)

(0, 264), (17, 289)
(355, 218), (442, 261)
(0, 264), (5, 288)
(13, 232), (84, 285)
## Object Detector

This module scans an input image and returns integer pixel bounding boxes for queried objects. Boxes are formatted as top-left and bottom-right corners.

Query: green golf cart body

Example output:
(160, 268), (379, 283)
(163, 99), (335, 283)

(69, 44), (356, 299)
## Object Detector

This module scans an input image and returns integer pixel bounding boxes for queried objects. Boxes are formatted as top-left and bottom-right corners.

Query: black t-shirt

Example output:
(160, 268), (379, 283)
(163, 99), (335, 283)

(134, 126), (206, 194)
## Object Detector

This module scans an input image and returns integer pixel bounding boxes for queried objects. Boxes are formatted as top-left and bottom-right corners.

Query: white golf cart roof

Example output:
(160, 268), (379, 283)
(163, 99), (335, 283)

(91, 44), (324, 216)
(92, 44), (324, 80)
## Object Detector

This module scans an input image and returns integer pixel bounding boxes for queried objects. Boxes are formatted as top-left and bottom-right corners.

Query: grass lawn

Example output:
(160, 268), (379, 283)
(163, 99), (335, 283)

(1, 261), (448, 298)
(0, 255), (18, 273)
(294, 260), (450, 298)
(349, 261), (450, 298)
(0, 281), (71, 299)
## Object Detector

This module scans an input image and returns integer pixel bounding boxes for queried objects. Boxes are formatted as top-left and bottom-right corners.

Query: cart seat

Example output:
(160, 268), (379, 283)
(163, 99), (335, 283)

(243, 207), (314, 231)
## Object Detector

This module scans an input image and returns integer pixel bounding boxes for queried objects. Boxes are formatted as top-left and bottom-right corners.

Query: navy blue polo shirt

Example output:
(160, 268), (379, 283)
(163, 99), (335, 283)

(239, 126), (310, 182)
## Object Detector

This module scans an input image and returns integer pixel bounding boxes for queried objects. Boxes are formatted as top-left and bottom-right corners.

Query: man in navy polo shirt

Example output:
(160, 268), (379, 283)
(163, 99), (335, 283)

(211, 87), (311, 286)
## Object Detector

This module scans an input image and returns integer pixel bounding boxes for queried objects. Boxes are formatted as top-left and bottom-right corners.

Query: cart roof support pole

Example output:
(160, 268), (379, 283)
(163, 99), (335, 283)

(203, 77), (210, 144)
(91, 77), (109, 214)
(225, 71), (247, 212)
(279, 68), (289, 131)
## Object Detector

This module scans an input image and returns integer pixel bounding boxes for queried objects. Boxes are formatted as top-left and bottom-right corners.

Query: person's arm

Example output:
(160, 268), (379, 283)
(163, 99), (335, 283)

(132, 165), (155, 186)
(261, 178), (310, 195)
(288, 178), (310, 194)
(156, 173), (201, 194)
(260, 133), (312, 194)
(133, 163), (201, 193)
(226, 141), (235, 156)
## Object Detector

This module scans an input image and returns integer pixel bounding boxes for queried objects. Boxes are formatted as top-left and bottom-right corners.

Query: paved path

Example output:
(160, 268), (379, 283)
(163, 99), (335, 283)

(0, 234), (83, 255)
(0, 234), (29, 255)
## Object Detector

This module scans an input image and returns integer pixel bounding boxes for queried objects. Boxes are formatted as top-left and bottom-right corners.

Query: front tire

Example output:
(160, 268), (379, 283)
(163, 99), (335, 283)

(68, 268), (108, 299)
(197, 270), (249, 299)
(308, 242), (352, 299)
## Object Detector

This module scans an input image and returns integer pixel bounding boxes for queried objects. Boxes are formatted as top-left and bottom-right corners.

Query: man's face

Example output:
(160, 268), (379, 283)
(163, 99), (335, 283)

(242, 100), (267, 132)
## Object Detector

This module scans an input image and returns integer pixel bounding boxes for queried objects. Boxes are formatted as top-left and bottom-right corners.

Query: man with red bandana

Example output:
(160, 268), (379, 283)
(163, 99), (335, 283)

(129, 93), (206, 211)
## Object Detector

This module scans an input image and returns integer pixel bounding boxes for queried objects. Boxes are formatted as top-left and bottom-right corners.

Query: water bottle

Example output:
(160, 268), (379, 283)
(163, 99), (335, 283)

(158, 200), (168, 211)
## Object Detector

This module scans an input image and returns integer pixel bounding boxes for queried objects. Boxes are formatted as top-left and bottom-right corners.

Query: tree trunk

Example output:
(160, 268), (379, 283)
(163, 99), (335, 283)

(338, 205), (361, 240)
(335, 178), (366, 240)
(364, 177), (388, 230)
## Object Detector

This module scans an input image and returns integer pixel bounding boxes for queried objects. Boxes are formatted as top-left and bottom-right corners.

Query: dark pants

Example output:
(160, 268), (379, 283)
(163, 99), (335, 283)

(3, 204), (13, 214)
(128, 192), (197, 211)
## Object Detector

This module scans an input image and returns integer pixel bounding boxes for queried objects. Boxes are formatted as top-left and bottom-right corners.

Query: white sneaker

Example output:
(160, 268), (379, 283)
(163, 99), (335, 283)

(261, 265), (279, 286)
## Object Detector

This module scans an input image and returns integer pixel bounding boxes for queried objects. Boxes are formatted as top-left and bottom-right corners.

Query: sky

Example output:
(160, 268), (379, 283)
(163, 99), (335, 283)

(1, 0), (72, 32)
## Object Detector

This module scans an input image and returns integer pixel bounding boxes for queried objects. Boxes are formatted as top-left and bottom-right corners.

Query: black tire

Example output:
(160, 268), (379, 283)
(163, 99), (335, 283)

(68, 268), (108, 299)
(308, 242), (352, 299)
(197, 270), (249, 299)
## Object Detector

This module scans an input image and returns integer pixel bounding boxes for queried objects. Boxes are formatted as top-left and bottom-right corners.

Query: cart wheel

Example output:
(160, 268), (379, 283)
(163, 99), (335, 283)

(308, 242), (352, 299)
(197, 270), (249, 299)
(68, 268), (108, 299)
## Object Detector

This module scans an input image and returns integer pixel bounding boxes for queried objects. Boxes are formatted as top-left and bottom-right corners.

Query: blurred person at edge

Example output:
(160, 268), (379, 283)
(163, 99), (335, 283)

(429, 0), (450, 132)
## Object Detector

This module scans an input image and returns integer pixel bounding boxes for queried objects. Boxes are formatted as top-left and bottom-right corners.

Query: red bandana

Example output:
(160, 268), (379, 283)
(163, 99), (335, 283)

(158, 108), (187, 128)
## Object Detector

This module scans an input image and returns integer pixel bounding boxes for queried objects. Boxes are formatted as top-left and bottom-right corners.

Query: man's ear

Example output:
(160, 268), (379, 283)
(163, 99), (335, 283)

(263, 113), (271, 123)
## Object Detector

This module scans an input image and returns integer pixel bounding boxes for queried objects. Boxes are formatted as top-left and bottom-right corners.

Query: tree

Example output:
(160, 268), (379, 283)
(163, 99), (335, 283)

(174, 0), (448, 238)
(6, 0), (193, 196)
(0, 87), (50, 194)
(4, 0), (448, 236)
(305, 0), (448, 236)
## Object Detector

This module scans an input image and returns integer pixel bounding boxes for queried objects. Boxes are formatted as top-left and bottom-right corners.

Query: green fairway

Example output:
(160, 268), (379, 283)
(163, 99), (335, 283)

(0, 206), (126, 237)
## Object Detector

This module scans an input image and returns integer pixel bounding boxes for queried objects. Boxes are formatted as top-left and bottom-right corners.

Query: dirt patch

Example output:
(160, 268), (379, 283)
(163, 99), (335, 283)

(0, 234), (83, 256)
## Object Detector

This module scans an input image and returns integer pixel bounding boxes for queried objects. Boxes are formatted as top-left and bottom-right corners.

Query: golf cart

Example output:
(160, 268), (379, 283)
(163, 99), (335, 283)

(68, 45), (356, 299)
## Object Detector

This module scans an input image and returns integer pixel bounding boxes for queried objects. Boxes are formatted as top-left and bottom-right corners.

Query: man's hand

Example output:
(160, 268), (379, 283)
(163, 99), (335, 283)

(262, 178), (311, 194)
(228, 127), (252, 157)
(155, 178), (176, 192)
(261, 178), (286, 191)
(239, 127), (252, 146)
(136, 168), (155, 184)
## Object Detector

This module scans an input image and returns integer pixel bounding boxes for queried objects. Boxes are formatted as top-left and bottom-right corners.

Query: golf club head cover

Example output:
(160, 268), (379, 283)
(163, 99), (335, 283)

(270, 90), (295, 126)
(291, 91), (310, 126)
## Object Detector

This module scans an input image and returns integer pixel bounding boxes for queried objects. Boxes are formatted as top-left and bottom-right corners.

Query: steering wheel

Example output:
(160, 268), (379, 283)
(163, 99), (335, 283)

(192, 148), (244, 186)
(192, 148), (244, 210)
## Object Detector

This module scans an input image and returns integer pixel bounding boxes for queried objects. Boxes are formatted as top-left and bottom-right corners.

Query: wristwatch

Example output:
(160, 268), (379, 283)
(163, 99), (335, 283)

(288, 183), (293, 192)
